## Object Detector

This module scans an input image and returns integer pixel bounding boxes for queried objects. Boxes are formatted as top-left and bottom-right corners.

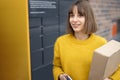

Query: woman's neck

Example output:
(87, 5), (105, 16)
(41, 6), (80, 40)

(74, 32), (89, 40)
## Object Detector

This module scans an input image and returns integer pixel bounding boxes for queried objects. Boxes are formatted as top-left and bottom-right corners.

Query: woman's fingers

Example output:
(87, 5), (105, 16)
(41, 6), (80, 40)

(59, 74), (67, 80)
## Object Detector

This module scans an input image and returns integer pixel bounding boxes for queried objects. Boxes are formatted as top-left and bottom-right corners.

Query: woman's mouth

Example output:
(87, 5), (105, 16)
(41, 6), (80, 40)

(72, 24), (81, 28)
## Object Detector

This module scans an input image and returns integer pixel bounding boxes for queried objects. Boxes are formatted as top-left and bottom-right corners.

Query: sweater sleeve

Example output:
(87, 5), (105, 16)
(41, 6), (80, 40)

(53, 39), (64, 80)
(109, 65), (120, 80)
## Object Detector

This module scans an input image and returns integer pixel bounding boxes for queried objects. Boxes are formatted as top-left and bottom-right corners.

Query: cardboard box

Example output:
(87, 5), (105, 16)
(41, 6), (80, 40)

(89, 40), (120, 80)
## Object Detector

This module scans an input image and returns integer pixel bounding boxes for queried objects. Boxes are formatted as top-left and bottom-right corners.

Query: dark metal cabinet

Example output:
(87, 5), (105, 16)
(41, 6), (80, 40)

(29, 0), (74, 80)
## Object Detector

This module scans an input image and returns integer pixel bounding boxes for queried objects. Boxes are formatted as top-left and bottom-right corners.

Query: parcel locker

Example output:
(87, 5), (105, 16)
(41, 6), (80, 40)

(29, 0), (59, 80)
(28, 0), (74, 80)
(30, 28), (42, 51)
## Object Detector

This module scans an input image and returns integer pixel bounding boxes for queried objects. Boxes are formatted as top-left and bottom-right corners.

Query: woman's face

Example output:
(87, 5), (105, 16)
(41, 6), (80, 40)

(69, 6), (85, 33)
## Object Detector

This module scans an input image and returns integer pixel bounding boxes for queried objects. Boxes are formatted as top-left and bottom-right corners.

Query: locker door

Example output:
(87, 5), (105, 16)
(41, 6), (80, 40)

(0, 0), (31, 80)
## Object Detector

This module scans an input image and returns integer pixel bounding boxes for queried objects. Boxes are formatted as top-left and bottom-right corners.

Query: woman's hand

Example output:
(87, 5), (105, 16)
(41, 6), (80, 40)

(59, 73), (68, 80)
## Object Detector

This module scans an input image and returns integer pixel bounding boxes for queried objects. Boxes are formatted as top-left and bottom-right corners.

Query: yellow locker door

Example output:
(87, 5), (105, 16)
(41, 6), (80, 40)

(0, 0), (31, 80)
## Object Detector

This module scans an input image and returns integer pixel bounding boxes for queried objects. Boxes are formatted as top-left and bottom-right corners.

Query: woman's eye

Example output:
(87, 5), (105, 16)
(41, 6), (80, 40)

(78, 13), (84, 17)
(70, 14), (74, 17)
(78, 14), (82, 17)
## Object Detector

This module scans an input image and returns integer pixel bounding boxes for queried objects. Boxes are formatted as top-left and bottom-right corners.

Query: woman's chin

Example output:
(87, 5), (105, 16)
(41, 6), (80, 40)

(73, 29), (82, 32)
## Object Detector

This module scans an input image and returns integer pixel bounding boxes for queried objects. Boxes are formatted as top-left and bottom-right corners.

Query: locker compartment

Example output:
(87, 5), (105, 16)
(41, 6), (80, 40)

(31, 51), (42, 69)
(30, 28), (42, 51)
(30, 37), (42, 51)
(32, 64), (53, 80)
(43, 25), (59, 35)
(44, 47), (53, 65)
(29, 18), (41, 28)
(43, 16), (59, 25)
(43, 33), (59, 47)
(30, 28), (41, 37)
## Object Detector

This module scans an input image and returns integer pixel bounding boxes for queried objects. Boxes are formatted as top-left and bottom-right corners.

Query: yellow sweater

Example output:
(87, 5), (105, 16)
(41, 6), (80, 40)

(53, 34), (120, 80)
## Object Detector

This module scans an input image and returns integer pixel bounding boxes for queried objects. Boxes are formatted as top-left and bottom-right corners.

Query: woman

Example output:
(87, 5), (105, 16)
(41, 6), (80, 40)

(53, 0), (120, 80)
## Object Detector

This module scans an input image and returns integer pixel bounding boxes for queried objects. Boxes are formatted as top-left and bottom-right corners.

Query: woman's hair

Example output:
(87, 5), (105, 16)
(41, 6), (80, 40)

(66, 0), (97, 35)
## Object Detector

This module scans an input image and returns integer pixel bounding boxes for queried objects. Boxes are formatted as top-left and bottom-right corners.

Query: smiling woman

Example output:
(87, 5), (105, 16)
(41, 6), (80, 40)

(67, 0), (97, 36)
(52, 0), (107, 80)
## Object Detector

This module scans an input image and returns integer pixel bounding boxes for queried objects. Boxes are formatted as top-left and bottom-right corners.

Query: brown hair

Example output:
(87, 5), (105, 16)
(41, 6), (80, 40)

(66, 0), (97, 35)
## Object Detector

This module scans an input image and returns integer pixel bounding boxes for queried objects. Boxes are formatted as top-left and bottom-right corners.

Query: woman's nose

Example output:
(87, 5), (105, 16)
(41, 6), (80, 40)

(73, 16), (78, 21)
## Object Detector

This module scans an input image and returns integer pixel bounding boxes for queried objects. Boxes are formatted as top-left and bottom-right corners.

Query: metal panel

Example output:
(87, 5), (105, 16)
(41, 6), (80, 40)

(28, 0), (75, 80)
(30, 27), (41, 37)
(43, 25), (59, 35)
(31, 51), (42, 69)
(43, 33), (59, 47)
(29, 18), (42, 28)
(43, 16), (59, 26)
(32, 64), (53, 80)
(44, 47), (53, 65)
(30, 28), (42, 51)
(30, 37), (42, 51)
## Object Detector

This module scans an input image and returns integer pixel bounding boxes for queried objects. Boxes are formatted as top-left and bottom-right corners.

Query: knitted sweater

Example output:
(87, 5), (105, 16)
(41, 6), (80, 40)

(53, 34), (120, 80)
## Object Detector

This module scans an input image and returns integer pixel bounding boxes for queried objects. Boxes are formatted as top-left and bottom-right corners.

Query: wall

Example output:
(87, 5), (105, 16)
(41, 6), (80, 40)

(90, 0), (120, 40)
